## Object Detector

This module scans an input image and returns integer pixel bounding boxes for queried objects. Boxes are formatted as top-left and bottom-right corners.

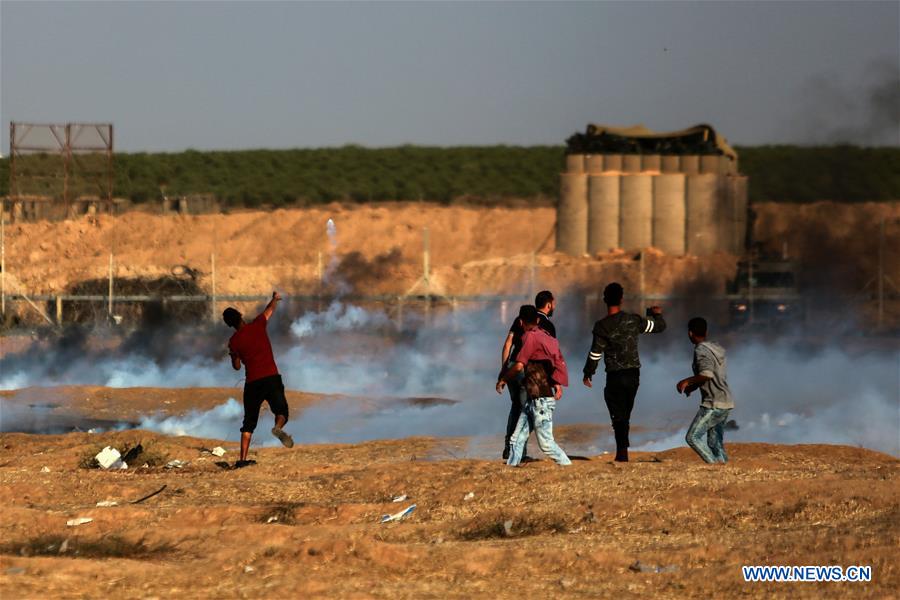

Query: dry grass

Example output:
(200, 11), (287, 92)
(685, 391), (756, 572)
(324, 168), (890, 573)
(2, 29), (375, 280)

(457, 509), (572, 540)
(1, 431), (897, 599)
(2, 534), (175, 560)
(77, 440), (170, 469)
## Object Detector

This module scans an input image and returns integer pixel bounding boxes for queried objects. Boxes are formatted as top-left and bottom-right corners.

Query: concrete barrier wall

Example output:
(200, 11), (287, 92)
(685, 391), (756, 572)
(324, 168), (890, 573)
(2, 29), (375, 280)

(603, 154), (623, 172)
(722, 156), (737, 175)
(585, 154), (604, 173)
(566, 154), (585, 174)
(686, 174), (720, 255)
(661, 155), (680, 173)
(641, 154), (661, 172)
(700, 155), (720, 174)
(681, 155), (700, 174)
(622, 154), (642, 173)
(725, 175), (749, 254)
(557, 173), (589, 255)
(652, 174), (686, 255)
(620, 175), (653, 250)
(588, 175), (620, 254)
(557, 152), (747, 257)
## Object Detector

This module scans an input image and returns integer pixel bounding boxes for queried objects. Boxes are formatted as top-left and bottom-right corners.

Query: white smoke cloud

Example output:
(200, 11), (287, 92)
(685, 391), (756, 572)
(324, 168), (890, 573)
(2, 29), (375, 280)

(136, 398), (244, 439)
(290, 301), (391, 339)
(2, 301), (898, 457)
(0, 355), (231, 390)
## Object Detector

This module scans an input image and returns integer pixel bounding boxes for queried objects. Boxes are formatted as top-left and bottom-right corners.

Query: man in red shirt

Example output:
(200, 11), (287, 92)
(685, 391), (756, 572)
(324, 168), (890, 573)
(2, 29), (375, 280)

(223, 291), (293, 467)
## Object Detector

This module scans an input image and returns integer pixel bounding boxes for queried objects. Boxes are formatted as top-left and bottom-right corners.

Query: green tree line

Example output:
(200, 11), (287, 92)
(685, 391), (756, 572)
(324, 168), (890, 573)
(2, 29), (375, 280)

(0, 145), (897, 207)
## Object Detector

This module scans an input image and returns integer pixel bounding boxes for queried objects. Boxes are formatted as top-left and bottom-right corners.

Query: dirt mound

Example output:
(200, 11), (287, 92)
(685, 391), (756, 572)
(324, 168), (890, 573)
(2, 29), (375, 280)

(3, 201), (897, 327)
(2, 204), (559, 296)
(752, 201), (900, 291)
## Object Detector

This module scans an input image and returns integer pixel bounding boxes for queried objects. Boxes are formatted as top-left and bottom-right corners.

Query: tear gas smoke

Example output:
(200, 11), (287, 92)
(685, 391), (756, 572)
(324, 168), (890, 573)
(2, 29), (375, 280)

(324, 217), (350, 294)
(135, 399), (244, 439)
(290, 301), (391, 339)
(1, 300), (897, 456)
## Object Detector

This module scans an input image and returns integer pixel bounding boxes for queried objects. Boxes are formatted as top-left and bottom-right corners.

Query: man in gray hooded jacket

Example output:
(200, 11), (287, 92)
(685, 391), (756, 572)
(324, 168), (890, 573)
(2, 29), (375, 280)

(676, 317), (735, 463)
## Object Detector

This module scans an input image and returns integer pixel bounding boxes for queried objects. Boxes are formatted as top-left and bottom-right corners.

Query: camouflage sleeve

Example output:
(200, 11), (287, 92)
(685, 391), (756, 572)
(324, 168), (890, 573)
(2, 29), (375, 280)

(582, 322), (607, 379)
(639, 312), (666, 334)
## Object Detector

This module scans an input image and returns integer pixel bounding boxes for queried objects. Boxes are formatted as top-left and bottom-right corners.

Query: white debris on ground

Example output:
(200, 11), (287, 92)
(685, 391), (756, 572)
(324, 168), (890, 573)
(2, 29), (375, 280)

(380, 504), (416, 523)
(94, 447), (127, 470)
(211, 447), (226, 457)
(95, 500), (118, 507)
(66, 517), (93, 527)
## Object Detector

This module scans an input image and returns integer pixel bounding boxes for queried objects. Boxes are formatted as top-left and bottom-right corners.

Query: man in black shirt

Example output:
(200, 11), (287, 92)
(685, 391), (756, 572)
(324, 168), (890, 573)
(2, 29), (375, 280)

(500, 305), (531, 459)
(582, 282), (666, 462)
(534, 290), (556, 338)
(498, 291), (557, 459)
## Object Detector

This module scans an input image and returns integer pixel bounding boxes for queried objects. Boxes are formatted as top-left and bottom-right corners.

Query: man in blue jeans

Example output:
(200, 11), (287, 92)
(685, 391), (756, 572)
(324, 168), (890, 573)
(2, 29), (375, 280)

(496, 306), (571, 466)
(676, 317), (735, 463)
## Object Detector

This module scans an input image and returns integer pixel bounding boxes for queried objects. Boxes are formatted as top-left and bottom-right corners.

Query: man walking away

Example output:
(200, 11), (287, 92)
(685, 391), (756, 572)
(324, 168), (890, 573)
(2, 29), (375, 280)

(499, 305), (531, 460)
(497, 306), (571, 467)
(676, 317), (735, 464)
(582, 282), (666, 462)
(224, 291), (294, 468)
(534, 290), (557, 338)
(498, 291), (555, 461)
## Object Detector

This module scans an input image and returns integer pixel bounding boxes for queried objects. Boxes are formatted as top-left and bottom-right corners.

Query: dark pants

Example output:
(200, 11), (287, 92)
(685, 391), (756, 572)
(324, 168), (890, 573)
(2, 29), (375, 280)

(241, 374), (289, 433)
(504, 373), (528, 457)
(604, 368), (640, 454)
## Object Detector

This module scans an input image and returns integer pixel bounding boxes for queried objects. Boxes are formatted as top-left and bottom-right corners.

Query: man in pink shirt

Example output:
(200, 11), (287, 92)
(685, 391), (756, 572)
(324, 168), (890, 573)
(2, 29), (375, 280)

(496, 305), (571, 466)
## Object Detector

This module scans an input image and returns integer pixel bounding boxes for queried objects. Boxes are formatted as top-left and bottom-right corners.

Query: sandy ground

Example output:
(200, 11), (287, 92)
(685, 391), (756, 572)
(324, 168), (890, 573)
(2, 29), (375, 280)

(0, 424), (896, 599)
(0, 387), (898, 598)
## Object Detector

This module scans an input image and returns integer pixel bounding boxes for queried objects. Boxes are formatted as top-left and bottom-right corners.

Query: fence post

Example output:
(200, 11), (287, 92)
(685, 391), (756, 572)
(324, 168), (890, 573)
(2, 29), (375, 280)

(317, 251), (323, 312)
(529, 251), (536, 299)
(878, 218), (885, 329)
(1, 204), (5, 317)
(210, 252), (217, 323)
(638, 251), (645, 300)
(108, 253), (114, 317)
(451, 297), (458, 332)
(423, 228), (431, 326)
(56, 296), (63, 325)
(748, 256), (755, 325)
(422, 228), (430, 289)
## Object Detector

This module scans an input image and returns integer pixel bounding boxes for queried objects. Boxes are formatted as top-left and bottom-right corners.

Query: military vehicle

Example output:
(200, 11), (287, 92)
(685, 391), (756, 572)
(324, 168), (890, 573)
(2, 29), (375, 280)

(727, 257), (803, 327)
